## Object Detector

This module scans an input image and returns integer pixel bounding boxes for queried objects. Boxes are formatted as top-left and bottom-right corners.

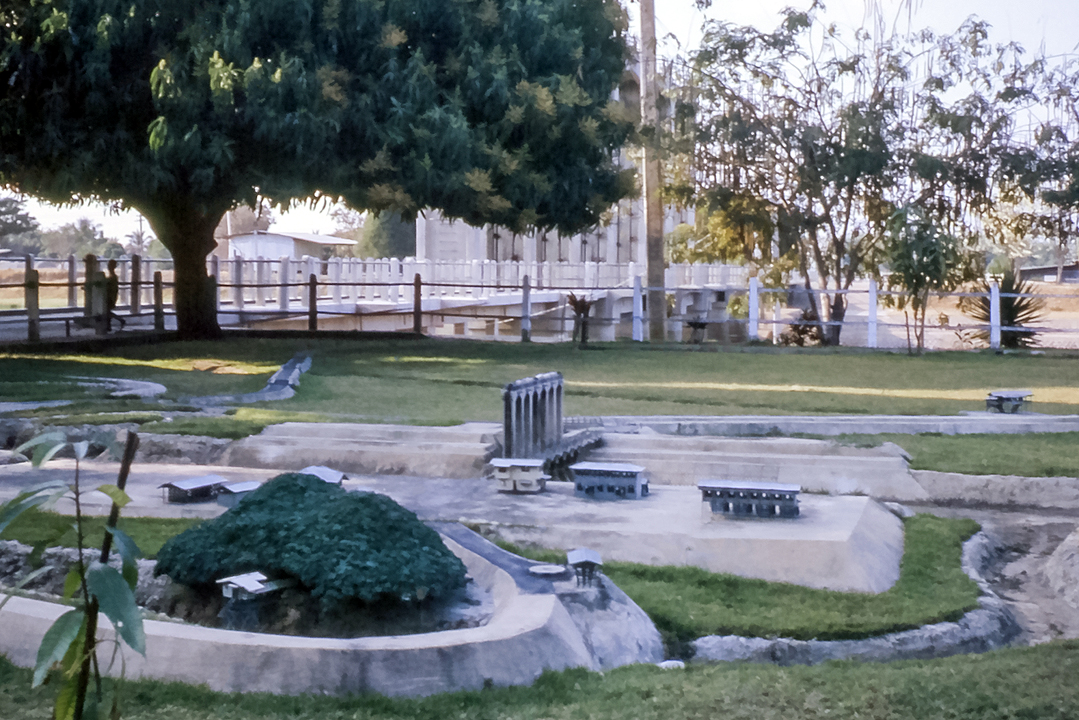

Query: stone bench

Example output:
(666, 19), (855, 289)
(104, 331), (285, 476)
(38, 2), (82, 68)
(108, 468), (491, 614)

(986, 390), (1032, 414)
(698, 479), (800, 518)
(570, 462), (648, 500)
(490, 458), (549, 494)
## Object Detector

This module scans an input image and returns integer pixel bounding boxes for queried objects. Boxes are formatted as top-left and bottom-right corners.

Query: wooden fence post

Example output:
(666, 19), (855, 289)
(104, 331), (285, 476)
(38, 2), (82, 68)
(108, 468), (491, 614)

(413, 273), (423, 334)
(153, 271), (164, 331)
(130, 255), (142, 315)
(25, 269), (39, 342)
(67, 255), (77, 308)
(308, 274), (318, 331)
(83, 254), (98, 316)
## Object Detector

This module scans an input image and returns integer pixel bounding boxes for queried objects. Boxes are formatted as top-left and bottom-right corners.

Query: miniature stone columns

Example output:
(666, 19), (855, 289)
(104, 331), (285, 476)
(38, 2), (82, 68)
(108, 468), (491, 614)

(502, 372), (564, 458)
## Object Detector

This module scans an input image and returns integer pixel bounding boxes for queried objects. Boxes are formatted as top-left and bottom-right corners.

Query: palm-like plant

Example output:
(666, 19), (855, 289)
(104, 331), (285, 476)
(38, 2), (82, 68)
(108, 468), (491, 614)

(959, 269), (1046, 349)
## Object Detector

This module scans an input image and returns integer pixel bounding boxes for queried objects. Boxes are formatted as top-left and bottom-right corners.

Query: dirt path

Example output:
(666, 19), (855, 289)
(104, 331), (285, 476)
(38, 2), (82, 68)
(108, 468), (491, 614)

(912, 503), (1079, 645)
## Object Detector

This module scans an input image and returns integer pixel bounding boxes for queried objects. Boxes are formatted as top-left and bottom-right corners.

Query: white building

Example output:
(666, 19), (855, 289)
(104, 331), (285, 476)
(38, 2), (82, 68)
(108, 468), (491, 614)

(225, 230), (356, 260)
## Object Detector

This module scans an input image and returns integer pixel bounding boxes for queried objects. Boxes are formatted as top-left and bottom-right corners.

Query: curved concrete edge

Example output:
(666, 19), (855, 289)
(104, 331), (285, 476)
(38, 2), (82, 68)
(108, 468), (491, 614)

(913, 469), (1079, 510)
(691, 531), (1020, 666)
(189, 354), (311, 406)
(0, 537), (595, 697)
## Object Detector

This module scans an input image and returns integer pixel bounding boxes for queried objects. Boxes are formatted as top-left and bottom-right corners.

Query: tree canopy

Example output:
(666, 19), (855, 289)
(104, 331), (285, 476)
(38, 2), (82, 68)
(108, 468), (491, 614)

(665, 9), (1066, 344)
(1, 0), (633, 336)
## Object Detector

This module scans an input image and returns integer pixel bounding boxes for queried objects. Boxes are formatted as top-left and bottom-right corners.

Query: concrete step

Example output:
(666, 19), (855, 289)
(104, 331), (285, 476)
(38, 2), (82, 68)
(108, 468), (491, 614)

(584, 433), (927, 501)
(597, 432), (910, 459)
(223, 422), (499, 479)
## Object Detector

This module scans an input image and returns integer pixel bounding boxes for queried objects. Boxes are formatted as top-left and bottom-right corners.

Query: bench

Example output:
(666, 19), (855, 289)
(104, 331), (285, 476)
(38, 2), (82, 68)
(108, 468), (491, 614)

(986, 390), (1032, 414)
(490, 458), (549, 493)
(570, 461), (648, 500)
(698, 479), (800, 518)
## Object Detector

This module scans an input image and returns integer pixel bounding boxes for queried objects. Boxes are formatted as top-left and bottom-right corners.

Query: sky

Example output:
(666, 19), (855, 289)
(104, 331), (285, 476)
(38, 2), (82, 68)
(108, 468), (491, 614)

(16, 0), (1079, 243)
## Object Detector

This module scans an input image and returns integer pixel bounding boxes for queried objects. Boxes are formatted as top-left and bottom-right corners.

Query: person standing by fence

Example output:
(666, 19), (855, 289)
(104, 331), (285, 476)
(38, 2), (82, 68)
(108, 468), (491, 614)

(106, 259), (126, 332)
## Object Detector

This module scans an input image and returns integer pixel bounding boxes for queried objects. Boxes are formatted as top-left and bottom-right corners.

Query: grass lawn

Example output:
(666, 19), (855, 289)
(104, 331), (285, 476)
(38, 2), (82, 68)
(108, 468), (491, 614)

(499, 515), (980, 646)
(0, 507), (201, 558)
(3, 339), (1079, 426)
(4, 641), (1079, 720)
(839, 432), (1079, 477)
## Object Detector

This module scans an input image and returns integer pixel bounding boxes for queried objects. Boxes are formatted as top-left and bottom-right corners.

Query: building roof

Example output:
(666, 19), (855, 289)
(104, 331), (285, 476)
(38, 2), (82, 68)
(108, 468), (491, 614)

(219, 480), (263, 495)
(231, 230), (356, 246)
(299, 465), (347, 484)
(158, 474), (230, 492)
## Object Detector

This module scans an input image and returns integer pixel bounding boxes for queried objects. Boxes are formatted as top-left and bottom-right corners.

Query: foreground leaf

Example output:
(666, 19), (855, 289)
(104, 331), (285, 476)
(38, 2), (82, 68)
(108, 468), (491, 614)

(95, 485), (131, 509)
(33, 609), (85, 687)
(105, 526), (142, 591)
(86, 563), (145, 655)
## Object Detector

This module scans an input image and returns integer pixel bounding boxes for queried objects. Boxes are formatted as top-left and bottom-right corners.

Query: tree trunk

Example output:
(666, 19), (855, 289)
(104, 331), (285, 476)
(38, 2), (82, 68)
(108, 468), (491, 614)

(144, 205), (224, 339)
(824, 293), (846, 346)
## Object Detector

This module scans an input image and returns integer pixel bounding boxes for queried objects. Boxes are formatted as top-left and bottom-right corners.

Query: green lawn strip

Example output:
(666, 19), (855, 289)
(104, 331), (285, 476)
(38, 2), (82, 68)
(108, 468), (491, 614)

(0, 507), (201, 559)
(5, 339), (1079, 426)
(140, 408), (335, 439)
(498, 515), (980, 644)
(41, 412), (164, 426)
(4, 642), (1079, 720)
(838, 432), (1079, 478)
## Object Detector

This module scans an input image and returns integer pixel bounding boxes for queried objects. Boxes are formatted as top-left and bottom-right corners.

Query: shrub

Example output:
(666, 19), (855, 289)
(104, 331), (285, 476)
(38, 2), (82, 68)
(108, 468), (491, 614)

(154, 474), (467, 606)
(959, 269), (1046, 349)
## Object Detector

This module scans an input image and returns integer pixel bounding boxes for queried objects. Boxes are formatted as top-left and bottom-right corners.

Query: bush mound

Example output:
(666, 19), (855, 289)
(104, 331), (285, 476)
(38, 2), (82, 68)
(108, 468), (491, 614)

(154, 473), (467, 606)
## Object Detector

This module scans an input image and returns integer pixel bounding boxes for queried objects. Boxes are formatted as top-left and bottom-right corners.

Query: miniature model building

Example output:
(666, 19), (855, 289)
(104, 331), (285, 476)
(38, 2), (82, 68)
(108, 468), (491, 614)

(159, 474), (230, 504)
(570, 462), (647, 499)
(216, 481), (263, 508)
(490, 458), (549, 493)
(566, 547), (602, 587)
(697, 479), (800, 518)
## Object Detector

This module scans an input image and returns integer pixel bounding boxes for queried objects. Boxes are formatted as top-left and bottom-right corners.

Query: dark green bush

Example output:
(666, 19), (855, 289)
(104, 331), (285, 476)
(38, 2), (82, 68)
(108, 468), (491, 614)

(154, 473), (466, 606)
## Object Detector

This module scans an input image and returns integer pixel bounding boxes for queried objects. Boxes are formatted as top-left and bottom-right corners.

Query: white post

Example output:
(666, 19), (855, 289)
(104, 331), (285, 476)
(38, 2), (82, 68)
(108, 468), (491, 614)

(748, 276), (760, 341)
(331, 257), (342, 305)
(521, 274), (532, 342)
(279, 257), (290, 311)
(772, 298), (780, 345)
(232, 257), (244, 310)
(389, 257), (401, 304)
(867, 278), (878, 349)
(990, 281), (1001, 350)
(632, 275), (644, 342)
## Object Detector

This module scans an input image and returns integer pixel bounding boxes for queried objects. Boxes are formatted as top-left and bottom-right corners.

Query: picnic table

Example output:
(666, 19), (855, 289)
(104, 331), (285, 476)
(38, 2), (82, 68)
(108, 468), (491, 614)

(985, 390), (1032, 414)
(697, 479), (800, 518)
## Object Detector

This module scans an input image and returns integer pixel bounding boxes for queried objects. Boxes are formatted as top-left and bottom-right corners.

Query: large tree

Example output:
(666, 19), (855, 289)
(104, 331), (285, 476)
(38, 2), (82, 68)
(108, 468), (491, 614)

(1, 0), (632, 337)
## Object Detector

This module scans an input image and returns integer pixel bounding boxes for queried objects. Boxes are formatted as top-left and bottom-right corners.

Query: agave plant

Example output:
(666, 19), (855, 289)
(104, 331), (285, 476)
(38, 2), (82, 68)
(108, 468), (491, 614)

(959, 269), (1046, 349)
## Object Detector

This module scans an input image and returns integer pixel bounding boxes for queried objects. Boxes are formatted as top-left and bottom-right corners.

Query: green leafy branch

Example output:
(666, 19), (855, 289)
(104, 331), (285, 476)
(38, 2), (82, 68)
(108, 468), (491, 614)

(1, 431), (144, 720)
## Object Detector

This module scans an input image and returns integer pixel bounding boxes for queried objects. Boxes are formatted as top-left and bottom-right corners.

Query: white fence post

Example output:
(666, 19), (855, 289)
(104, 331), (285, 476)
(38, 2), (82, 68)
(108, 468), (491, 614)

(632, 275), (644, 342)
(233, 257), (244, 310)
(748, 276), (760, 341)
(521, 274), (532, 342)
(278, 257), (290, 312)
(867, 278), (878, 349)
(990, 281), (1001, 350)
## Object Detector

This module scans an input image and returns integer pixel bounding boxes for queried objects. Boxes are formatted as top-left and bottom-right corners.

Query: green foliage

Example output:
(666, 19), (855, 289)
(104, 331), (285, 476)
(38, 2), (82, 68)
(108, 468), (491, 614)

(360, 211), (417, 259)
(959, 268), (1047, 348)
(0, 195), (40, 256)
(1, 431), (146, 720)
(0, 0), (633, 337)
(155, 474), (466, 606)
(885, 206), (978, 353)
(500, 515), (980, 644)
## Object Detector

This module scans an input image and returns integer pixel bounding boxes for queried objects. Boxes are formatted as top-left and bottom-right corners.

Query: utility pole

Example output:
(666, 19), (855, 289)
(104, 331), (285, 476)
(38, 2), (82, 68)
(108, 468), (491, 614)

(640, 0), (665, 342)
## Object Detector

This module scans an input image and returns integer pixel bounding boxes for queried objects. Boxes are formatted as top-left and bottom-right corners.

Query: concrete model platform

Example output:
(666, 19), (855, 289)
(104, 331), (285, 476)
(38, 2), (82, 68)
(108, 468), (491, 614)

(586, 433), (928, 501)
(0, 461), (904, 593)
(222, 422), (501, 478)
